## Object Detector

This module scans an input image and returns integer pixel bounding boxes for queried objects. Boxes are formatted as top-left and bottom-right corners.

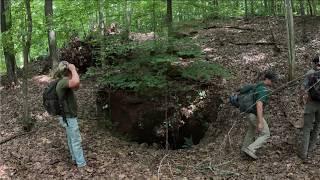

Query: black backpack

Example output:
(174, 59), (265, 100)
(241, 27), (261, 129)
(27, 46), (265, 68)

(229, 84), (257, 114)
(43, 80), (65, 116)
(307, 71), (320, 101)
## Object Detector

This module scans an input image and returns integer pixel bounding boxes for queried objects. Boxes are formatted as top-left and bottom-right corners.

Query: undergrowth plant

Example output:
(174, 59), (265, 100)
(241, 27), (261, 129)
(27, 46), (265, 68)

(86, 36), (231, 95)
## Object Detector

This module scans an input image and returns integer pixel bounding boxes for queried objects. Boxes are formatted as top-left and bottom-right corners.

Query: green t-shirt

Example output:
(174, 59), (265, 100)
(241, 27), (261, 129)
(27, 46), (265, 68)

(56, 77), (78, 118)
(255, 82), (269, 105)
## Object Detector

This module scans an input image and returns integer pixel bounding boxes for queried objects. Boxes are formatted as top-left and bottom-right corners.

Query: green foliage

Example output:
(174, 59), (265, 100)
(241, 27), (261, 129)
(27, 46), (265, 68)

(181, 61), (231, 81)
(0, 59), (6, 75)
(2, 0), (311, 71)
(92, 34), (139, 64)
(98, 59), (168, 93)
(86, 35), (230, 95)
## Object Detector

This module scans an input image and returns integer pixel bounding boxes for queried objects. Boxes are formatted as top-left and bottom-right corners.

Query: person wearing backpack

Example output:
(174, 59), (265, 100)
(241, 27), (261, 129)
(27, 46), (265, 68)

(240, 71), (277, 160)
(55, 61), (86, 168)
(298, 56), (320, 160)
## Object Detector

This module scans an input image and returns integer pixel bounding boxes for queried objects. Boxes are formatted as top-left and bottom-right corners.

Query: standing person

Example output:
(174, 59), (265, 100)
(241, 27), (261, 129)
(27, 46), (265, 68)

(241, 71), (277, 160)
(56, 61), (86, 167)
(298, 56), (320, 160)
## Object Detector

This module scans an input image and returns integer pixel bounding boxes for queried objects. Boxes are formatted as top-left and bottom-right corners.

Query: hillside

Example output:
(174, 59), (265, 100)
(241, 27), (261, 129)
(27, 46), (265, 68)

(1, 17), (320, 179)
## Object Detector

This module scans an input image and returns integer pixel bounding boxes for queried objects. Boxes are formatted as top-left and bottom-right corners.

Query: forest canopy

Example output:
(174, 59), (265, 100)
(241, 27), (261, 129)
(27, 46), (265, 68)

(0, 0), (318, 73)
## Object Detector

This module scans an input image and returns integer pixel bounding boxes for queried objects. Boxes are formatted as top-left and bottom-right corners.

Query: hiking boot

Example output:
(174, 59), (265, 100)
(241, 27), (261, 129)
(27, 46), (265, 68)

(240, 151), (253, 160)
(241, 147), (258, 160)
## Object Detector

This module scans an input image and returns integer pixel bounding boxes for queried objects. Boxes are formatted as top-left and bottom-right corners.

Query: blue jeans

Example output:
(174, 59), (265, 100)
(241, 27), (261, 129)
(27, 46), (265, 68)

(59, 117), (86, 167)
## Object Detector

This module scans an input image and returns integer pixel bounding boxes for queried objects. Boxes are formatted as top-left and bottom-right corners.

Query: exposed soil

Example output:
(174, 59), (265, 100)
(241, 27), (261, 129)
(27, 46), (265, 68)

(96, 82), (223, 149)
(1, 16), (320, 179)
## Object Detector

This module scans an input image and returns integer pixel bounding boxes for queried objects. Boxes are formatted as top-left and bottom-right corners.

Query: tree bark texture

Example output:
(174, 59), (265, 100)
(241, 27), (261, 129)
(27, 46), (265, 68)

(300, 0), (305, 16)
(0, 0), (17, 84)
(245, 0), (248, 17)
(285, 0), (295, 81)
(307, 0), (313, 15)
(271, 0), (275, 16)
(45, 0), (58, 69)
(166, 0), (174, 53)
(311, 0), (317, 15)
(21, 0), (33, 131)
(98, 0), (106, 66)
(167, 0), (173, 37)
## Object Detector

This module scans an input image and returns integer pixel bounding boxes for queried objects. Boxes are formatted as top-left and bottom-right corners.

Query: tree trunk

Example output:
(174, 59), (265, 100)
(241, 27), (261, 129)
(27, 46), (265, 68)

(291, 0), (295, 13)
(271, 0), (275, 16)
(245, 0), (248, 17)
(307, 0), (313, 15)
(122, 0), (131, 41)
(22, 0), (33, 131)
(285, 0), (295, 81)
(98, 0), (106, 66)
(167, 0), (173, 35)
(250, 0), (254, 16)
(152, 0), (156, 50)
(0, 0), (17, 85)
(45, 0), (58, 69)
(311, 0), (317, 15)
(300, 0), (305, 16)
(264, 0), (268, 15)
(166, 0), (173, 53)
(213, 0), (218, 6)
(98, 0), (105, 36)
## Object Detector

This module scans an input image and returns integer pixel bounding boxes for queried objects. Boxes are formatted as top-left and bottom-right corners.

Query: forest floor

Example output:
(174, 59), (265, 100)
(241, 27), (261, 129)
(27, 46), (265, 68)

(1, 16), (320, 179)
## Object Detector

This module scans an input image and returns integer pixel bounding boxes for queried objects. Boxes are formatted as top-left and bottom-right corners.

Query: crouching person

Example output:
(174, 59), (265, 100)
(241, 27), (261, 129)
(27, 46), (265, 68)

(56, 61), (86, 167)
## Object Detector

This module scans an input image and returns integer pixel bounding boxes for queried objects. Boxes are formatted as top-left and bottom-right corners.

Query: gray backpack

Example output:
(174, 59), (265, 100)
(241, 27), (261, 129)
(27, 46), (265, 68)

(229, 84), (257, 114)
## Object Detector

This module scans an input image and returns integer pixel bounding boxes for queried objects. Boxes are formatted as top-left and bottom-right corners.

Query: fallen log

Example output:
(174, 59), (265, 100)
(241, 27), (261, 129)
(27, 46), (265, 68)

(229, 42), (276, 46)
(204, 25), (255, 31)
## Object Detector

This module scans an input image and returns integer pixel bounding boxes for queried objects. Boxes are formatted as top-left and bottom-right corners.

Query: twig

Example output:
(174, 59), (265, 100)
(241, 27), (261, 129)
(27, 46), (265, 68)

(157, 153), (169, 180)
(214, 160), (234, 168)
(229, 42), (276, 46)
(203, 25), (255, 31)
(167, 162), (174, 179)
(227, 120), (237, 147)
(0, 132), (29, 145)
(212, 167), (240, 176)
(206, 161), (239, 176)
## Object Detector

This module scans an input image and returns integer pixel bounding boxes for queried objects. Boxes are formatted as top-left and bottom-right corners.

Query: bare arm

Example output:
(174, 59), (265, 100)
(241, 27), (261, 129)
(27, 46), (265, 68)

(68, 64), (80, 89)
(256, 101), (264, 133)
